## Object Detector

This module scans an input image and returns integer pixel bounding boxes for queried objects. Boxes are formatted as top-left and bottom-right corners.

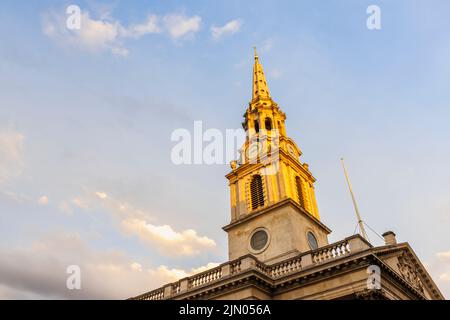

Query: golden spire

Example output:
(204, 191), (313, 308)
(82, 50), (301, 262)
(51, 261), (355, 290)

(252, 47), (271, 101)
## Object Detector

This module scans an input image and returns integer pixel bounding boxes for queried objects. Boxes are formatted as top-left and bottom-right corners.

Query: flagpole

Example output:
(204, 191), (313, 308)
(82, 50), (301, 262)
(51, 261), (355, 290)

(340, 158), (369, 241)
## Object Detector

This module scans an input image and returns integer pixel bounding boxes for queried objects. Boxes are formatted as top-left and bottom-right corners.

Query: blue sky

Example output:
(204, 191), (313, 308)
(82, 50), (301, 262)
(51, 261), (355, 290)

(0, 0), (450, 299)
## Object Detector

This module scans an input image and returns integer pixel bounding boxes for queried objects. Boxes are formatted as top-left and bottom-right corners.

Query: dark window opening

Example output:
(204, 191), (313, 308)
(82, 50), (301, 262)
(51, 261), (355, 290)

(250, 175), (265, 210)
(254, 120), (260, 133)
(265, 118), (272, 131)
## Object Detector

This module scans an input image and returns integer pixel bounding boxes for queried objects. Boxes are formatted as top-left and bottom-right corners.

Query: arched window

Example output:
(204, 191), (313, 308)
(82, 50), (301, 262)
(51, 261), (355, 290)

(250, 175), (265, 210)
(254, 120), (260, 134)
(295, 176), (305, 208)
(264, 118), (272, 131)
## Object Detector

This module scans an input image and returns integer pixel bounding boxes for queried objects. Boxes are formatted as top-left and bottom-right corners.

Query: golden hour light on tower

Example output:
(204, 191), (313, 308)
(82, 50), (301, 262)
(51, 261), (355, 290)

(1, 1), (448, 311)
(130, 51), (445, 301)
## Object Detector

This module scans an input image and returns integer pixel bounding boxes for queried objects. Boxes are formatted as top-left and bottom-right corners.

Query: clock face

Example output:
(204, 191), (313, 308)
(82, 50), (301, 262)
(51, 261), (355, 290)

(247, 143), (259, 162)
(287, 144), (295, 156)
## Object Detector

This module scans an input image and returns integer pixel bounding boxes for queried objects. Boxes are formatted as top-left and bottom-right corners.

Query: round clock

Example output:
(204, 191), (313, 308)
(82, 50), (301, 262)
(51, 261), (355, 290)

(287, 144), (295, 156)
(247, 143), (259, 161)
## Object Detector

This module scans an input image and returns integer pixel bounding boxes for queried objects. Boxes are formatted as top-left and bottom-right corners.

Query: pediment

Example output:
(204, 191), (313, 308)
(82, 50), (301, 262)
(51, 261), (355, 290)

(374, 243), (444, 300)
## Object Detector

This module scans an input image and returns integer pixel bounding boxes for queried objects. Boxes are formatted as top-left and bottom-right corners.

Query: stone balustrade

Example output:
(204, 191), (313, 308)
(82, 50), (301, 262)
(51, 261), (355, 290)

(130, 235), (370, 300)
(172, 283), (181, 295)
(311, 239), (351, 264)
(269, 256), (302, 278)
(134, 287), (164, 300)
(189, 267), (222, 289)
(230, 259), (242, 274)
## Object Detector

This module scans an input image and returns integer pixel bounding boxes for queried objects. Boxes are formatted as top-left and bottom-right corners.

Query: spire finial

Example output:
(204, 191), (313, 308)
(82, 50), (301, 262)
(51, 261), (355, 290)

(251, 47), (270, 101)
(253, 46), (258, 59)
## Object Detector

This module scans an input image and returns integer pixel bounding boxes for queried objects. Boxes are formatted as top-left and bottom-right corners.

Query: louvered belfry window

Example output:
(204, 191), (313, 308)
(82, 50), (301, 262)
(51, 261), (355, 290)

(264, 117), (272, 131)
(295, 176), (305, 208)
(250, 175), (265, 210)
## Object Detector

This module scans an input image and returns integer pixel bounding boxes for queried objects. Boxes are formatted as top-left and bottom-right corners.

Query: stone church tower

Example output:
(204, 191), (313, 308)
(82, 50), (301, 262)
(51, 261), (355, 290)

(130, 52), (445, 300)
(225, 49), (327, 265)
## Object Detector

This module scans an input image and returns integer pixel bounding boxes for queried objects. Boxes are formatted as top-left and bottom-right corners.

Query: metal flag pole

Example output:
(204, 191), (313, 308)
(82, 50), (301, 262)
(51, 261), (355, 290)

(340, 158), (369, 241)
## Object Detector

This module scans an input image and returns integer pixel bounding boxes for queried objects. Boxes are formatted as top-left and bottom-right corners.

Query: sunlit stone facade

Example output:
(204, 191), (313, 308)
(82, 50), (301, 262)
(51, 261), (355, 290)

(130, 52), (444, 300)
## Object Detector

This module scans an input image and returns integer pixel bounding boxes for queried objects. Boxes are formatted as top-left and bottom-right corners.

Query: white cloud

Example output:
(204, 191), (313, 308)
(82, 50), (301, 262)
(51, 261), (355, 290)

(130, 262), (143, 272)
(122, 15), (161, 39)
(211, 19), (242, 40)
(43, 9), (202, 56)
(0, 127), (24, 185)
(190, 262), (220, 274)
(95, 191), (108, 199)
(38, 196), (49, 205)
(43, 11), (128, 56)
(163, 14), (201, 40)
(121, 218), (216, 256)
(148, 262), (220, 281)
(75, 13), (122, 51)
(0, 232), (219, 299)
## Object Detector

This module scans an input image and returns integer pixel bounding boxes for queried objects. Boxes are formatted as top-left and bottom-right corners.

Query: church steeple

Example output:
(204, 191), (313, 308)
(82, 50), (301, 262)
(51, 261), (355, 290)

(224, 50), (330, 264)
(252, 47), (271, 101)
(242, 50), (286, 138)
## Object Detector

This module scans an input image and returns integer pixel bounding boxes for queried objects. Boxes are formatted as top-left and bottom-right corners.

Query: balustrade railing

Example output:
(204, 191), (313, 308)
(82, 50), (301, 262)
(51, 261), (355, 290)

(312, 240), (351, 264)
(172, 283), (181, 295)
(189, 267), (222, 289)
(131, 236), (366, 300)
(270, 256), (302, 278)
(135, 287), (164, 300)
(230, 259), (242, 274)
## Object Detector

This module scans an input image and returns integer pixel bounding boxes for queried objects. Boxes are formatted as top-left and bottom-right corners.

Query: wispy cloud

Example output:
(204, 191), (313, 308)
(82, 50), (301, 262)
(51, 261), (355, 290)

(211, 19), (242, 40)
(60, 190), (216, 257)
(0, 232), (218, 299)
(37, 196), (49, 205)
(1, 191), (30, 204)
(58, 190), (152, 221)
(42, 9), (202, 56)
(163, 14), (202, 40)
(120, 15), (161, 39)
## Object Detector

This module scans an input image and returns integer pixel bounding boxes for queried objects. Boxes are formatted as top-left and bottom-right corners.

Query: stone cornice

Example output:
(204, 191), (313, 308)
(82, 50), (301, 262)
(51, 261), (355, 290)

(222, 198), (331, 234)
